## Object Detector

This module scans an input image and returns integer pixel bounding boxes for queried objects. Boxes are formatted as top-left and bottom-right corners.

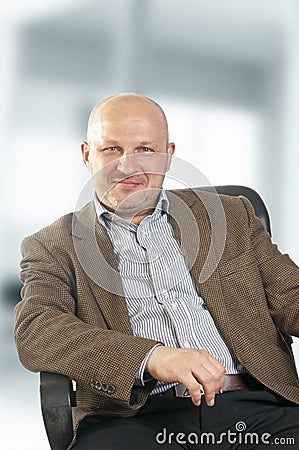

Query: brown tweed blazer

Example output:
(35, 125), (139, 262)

(14, 189), (299, 444)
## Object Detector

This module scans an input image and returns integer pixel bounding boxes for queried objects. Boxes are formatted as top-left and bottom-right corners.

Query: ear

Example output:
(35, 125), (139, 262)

(166, 142), (175, 171)
(81, 140), (90, 168)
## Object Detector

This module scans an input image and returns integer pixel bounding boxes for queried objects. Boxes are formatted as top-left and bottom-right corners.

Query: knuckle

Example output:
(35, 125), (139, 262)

(204, 378), (214, 388)
(220, 366), (226, 376)
(204, 372), (214, 381)
(196, 349), (208, 357)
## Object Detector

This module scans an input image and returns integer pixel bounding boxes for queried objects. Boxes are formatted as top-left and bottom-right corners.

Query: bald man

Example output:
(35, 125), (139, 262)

(15, 94), (299, 449)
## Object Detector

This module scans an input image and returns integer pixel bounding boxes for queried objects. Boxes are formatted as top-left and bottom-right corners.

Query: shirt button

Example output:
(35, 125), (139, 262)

(184, 341), (190, 348)
(161, 290), (167, 295)
(171, 302), (178, 310)
(141, 230), (147, 237)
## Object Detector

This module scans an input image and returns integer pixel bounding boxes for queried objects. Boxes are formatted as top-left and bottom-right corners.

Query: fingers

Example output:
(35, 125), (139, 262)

(145, 346), (226, 407)
(182, 353), (226, 407)
(193, 352), (226, 407)
(195, 369), (222, 407)
(180, 373), (202, 406)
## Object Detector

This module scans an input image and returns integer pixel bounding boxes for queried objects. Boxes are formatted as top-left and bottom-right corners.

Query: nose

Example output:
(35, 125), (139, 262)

(117, 153), (140, 175)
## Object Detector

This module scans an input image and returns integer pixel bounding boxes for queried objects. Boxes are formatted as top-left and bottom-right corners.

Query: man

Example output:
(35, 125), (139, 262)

(15, 93), (299, 449)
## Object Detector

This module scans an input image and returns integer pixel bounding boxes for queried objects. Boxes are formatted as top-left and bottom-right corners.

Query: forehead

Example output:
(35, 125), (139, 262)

(102, 98), (164, 124)
(90, 99), (167, 142)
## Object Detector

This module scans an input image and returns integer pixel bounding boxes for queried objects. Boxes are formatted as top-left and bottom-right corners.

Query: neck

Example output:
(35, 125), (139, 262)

(123, 208), (155, 225)
(108, 207), (155, 225)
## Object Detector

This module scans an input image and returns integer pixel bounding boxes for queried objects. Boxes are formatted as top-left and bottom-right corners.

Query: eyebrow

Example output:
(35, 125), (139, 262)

(95, 140), (119, 147)
(139, 142), (156, 146)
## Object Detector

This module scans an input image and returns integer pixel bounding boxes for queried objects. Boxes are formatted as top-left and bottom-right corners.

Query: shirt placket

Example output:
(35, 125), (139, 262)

(138, 218), (194, 349)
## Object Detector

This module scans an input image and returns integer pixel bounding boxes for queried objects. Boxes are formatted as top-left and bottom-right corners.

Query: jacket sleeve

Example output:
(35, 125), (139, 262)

(14, 234), (158, 409)
(241, 196), (299, 337)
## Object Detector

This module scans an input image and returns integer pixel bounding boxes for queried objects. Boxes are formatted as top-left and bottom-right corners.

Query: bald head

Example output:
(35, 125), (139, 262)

(86, 93), (169, 145)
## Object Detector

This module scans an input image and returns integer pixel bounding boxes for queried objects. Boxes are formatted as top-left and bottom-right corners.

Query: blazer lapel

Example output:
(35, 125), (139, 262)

(72, 202), (132, 334)
(168, 189), (233, 345)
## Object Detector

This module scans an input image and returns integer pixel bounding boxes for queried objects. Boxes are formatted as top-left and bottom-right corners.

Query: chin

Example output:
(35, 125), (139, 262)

(118, 194), (152, 214)
(105, 187), (160, 214)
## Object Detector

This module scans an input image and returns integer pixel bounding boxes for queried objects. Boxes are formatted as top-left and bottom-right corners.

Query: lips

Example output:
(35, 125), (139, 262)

(112, 176), (145, 187)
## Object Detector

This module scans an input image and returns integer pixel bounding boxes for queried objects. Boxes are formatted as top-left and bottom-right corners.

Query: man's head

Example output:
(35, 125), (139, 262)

(81, 93), (175, 224)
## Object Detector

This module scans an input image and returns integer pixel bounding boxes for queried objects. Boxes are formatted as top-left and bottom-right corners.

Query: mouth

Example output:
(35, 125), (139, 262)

(112, 176), (145, 188)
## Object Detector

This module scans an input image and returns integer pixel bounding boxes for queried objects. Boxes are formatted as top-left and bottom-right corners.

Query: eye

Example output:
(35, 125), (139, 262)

(104, 147), (120, 152)
(139, 147), (154, 153)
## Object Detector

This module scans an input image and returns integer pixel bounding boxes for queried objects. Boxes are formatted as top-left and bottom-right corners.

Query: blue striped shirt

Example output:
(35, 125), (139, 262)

(94, 190), (245, 394)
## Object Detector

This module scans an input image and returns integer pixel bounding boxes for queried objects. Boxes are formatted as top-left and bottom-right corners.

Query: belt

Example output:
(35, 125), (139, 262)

(160, 374), (262, 398)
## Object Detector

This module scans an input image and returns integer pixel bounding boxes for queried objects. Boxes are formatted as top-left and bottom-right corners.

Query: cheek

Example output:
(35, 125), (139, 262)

(147, 172), (165, 187)
(142, 154), (169, 174)
(90, 156), (111, 176)
(93, 161), (121, 189)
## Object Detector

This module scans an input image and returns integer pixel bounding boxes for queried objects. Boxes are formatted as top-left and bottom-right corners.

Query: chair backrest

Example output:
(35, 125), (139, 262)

(198, 185), (271, 235)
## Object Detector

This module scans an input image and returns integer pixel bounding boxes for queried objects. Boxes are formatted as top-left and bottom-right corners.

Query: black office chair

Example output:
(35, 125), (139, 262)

(40, 185), (274, 450)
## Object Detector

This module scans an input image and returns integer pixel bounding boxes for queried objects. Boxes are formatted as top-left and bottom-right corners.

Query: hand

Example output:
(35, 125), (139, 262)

(146, 346), (226, 407)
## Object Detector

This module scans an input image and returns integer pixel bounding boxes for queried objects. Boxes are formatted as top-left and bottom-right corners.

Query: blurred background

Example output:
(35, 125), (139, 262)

(1, 0), (299, 448)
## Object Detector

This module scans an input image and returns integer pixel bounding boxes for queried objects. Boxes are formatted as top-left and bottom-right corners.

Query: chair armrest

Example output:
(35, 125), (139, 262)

(40, 372), (75, 450)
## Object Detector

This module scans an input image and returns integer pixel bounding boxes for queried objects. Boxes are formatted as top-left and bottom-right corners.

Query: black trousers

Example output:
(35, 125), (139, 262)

(73, 388), (299, 449)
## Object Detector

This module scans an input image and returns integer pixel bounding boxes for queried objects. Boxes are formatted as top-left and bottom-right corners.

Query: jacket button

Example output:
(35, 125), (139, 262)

(91, 380), (103, 390)
(107, 385), (116, 394)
